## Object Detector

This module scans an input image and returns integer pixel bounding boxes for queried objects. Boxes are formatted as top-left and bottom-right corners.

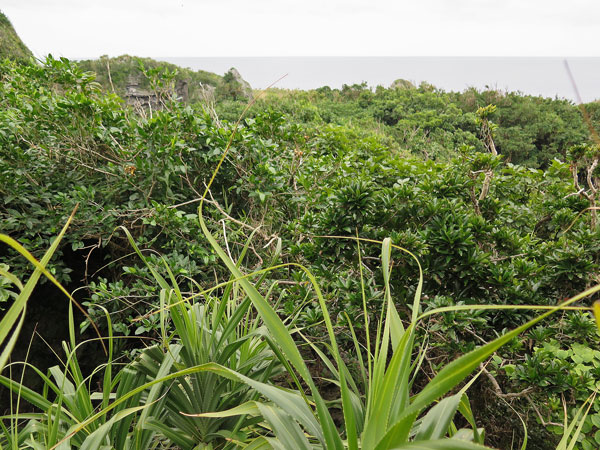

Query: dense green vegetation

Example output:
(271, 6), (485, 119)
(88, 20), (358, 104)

(250, 83), (590, 168)
(1, 52), (600, 449)
(0, 12), (33, 62)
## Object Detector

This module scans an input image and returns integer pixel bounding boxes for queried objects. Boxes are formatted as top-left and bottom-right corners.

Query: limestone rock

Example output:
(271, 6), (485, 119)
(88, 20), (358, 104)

(222, 67), (253, 99)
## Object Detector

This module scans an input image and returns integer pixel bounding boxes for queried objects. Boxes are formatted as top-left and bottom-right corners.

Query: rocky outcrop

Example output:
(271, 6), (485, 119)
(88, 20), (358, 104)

(125, 73), (191, 109)
(217, 67), (253, 100)
(227, 67), (253, 98)
(125, 73), (159, 109)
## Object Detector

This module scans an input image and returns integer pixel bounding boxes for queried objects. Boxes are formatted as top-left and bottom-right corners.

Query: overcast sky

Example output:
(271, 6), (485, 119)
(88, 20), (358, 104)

(2, 0), (600, 58)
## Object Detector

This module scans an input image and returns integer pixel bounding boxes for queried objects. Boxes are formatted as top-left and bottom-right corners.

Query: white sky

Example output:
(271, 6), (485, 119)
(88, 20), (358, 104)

(2, 0), (600, 58)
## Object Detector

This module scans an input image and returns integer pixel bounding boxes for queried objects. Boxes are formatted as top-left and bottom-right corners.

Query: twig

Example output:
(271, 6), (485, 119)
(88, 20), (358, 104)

(525, 395), (563, 428)
(74, 142), (121, 164)
(76, 161), (119, 177)
(84, 237), (102, 284)
(480, 363), (535, 399)
(206, 187), (264, 234)
(168, 197), (204, 209)
(563, 188), (585, 199)
(170, 181), (261, 235)
(250, 242), (264, 268)
(262, 236), (277, 249)
(105, 57), (116, 94)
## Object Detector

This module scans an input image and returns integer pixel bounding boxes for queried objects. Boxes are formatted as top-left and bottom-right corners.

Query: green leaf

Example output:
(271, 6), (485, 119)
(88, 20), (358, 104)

(415, 394), (463, 441)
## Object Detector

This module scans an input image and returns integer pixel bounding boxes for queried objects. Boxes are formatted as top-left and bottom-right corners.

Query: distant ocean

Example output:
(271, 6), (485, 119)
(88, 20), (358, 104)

(154, 57), (600, 103)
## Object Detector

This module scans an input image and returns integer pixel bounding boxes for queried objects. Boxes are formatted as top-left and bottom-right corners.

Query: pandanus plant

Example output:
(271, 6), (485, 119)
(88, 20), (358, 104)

(0, 224), (285, 450)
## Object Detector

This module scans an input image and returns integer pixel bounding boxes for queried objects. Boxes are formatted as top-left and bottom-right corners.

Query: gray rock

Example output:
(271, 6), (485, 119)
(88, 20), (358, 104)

(225, 67), (253, 99)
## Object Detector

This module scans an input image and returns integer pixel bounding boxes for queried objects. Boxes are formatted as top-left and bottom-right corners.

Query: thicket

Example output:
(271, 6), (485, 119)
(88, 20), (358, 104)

(0, 13), (33, 62)
(250, 82), (589, 168)
(1, 56), (600, 449)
